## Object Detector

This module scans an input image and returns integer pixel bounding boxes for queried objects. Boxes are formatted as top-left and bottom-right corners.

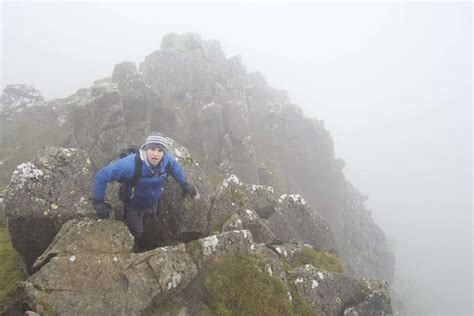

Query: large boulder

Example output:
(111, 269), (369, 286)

(33, 218), (134, 272)
(4, 146), (95, 271)
(268, 194), (337, 252)
(289, 265), (392, 316)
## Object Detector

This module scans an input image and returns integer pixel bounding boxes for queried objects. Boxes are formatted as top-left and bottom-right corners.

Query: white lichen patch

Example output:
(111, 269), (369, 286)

(275, 247), (288, 257)
(245, 209), (257, 221)
(316, 272), (324, 280)
(279, 194), (306, 205)
(251, 184), (274, 194)
(167, 272), (182, 290)
(278, 194), (287, 203)
(295, 277), (304, 285)
(287, 194), (306, 205)
(57, 115), (67, 126)
(223, 174), (241, 188)
(51, 203), (58, 210)
(312, 279), (319, 289)
(13, 163), (44, 188)
(200, 235), (219, 256)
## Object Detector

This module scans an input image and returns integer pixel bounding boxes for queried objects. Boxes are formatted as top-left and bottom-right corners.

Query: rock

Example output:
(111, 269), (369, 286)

(246, 184), (278, 219)
(68, 80), (126, 169)
(0, 84), (44, 116)
(289, 265), (391, 316)
(33, 219), (134, 272)
(235, 208), (274, 244)
(11, 218), (265, 316)
(267, 243), (303, 260)
(111, 61), (158, 147)
(1, 32), (396, 290)
(268, 194), (337, 252)
(221, 213), (243, 231)
(161, 33), (203, 51)
(344, 279), (393, 316)
(209, 174), (275, 244)
(4, 146), (95, 271)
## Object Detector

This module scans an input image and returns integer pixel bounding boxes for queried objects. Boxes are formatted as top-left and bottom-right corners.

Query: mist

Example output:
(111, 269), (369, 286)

(2, 2), (472, 315)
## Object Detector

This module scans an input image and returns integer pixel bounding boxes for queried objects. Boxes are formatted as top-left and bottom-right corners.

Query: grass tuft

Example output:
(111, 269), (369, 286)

(202, 252), (316, 315)
(0, 219), (24, 311)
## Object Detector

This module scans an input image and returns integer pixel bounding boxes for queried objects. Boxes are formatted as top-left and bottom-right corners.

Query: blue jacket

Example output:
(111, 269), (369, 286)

(93, 152), (186, 207)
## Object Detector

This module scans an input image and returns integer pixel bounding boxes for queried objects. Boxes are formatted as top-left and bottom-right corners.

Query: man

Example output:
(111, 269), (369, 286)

(92, 132), (197, 251)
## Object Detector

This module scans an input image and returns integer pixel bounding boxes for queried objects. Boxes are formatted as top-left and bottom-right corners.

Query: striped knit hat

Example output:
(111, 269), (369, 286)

(140, 132), (168, 151)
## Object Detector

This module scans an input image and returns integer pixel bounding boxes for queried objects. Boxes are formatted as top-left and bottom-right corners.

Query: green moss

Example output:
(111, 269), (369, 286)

(202, 252), (309, 316)
(203, 167), (225, 190)
(288, 247), (344, 273)
(209, 213), (235, 234)
(287, 276), (318, 316)
(0, 220), (25, 311)
(36, 294), (55, 316)
(229, 187), (248, 208)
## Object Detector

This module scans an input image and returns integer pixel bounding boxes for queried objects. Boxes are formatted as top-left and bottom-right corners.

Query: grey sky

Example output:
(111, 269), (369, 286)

(2, 2), (472, 314)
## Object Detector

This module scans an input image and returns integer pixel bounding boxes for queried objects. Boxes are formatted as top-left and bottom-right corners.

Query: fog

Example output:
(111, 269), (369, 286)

(2, 2), (472, 315)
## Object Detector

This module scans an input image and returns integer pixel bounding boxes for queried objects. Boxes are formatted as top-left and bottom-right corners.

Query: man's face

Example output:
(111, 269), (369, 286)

(145, 146), (164, 167)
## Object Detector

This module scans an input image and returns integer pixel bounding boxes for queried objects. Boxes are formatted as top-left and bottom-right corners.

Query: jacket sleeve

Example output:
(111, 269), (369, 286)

(166, 153), (186, 186)
(92, 155), (135, 201)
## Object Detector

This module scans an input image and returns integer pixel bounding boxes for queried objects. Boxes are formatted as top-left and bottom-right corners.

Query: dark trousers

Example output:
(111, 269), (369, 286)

(123, 203), (155, 252)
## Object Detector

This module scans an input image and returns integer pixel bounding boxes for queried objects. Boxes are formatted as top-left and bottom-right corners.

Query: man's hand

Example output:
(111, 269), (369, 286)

(181, 181), (197, 198)
(93, 200), (112, 219)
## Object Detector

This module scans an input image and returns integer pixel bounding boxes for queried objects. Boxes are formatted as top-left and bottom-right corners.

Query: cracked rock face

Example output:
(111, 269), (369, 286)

(4, 146), (95, 271)
(68, 80), (127, 170)
(12, 219), (259, 316)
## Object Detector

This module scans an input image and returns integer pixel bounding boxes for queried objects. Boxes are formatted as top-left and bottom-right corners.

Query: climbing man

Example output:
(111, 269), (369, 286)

(92, 132), (197, 252)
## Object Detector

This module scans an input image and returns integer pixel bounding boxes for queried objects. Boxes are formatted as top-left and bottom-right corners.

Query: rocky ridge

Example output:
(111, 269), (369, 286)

(1, 33), (395, 314)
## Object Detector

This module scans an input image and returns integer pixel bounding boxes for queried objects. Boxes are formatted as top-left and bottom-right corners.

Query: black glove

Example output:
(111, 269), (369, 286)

(93, 200), (112, 219)
(181, 181), (197, 198)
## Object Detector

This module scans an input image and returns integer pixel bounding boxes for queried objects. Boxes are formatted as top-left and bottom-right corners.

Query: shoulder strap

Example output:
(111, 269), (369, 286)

(129, 154), (143, 187)
(166, 161), (171, 176)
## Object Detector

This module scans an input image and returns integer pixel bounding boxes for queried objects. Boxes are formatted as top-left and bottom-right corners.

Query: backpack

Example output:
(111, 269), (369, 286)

(117, 146), (171, 203)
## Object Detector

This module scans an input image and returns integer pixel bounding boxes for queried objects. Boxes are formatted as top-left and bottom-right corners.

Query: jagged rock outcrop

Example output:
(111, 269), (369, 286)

(0, 84), (44, 116)
(10, 216), (391, 316)
(1, 33), (395, 290)
(289, 265), (392, 316)
(3, 146), (95, 271)
(10, 218), (253, 315)
(268, 194), (337, 252)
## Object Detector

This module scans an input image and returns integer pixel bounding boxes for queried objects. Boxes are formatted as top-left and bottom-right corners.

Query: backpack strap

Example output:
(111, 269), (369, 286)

(129, 153), (143, 187)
